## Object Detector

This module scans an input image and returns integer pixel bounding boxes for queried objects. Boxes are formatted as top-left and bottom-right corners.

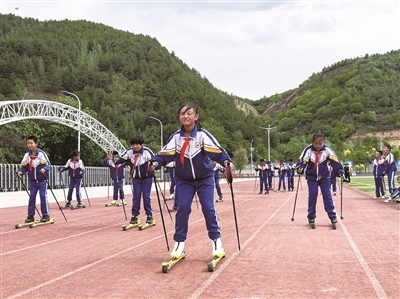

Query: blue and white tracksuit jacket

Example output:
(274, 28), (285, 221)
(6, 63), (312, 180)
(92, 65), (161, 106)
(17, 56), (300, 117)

(287, 163), (295, 191)
(60, 159), (85, 203)
(255, 163), (268, 192)
(102, 157), (126, 200)
(297, 144), (344, 219)
(117, 147), (155, 217)
(19, 148), (51, 217)
(151, 124), (232, 242)
(384, 152), (397, 195)
(373, 157), (386, 197)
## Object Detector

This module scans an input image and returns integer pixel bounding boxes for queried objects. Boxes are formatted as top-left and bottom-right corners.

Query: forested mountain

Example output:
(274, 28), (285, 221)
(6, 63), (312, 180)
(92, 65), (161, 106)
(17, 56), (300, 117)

(1, 14), (399, 168)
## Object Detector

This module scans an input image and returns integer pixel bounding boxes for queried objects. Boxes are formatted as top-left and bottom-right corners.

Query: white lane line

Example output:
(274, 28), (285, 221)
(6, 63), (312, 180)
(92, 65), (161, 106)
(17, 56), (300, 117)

(188, 193), (294, 299)
(339, 221), (388, 299)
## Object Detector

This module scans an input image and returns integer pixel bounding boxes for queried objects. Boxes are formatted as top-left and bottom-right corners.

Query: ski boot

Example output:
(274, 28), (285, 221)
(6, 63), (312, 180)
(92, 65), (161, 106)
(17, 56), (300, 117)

(264, 190), (269, 194)
(64, 201), (72, 209)
(308, 218), (316, 229)
(40, 215), (50, 222)
(162, 242), (186, 273)
(74, 202), (85, 209)
(330, 217), (337, 230)
(25, 216), (35, 223)
(122, 216), (141, 231)
(208, 238), (225, 272)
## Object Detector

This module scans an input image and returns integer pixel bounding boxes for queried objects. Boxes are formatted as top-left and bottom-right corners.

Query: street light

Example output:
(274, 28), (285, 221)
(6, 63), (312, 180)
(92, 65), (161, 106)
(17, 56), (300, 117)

(260, 125), (276, 162)
(250, 140), (254, 176)
(61, 90), (81, 151)
(149, 116), (163, 180)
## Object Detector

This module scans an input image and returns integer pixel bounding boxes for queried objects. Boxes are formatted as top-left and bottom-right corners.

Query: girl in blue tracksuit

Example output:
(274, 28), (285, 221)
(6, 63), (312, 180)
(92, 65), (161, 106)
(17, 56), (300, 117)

(275, 160), (287, 192)
(103, 151), (126, 205)
(255, 159), (268, 194)
(116, 135), (155, 225)
(18, 135), (51, 223)
(150, 103), (233, 259)
(383, 145), (397, 199)
(297, 131), (344, 225)
(373, 150), (386, 199)
(59, 150), (85, 208)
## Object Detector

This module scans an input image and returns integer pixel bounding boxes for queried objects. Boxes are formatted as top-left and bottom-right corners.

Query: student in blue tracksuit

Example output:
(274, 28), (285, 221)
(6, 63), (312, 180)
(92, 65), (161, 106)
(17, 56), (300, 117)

(212, 161), (225, 202)
(297, 131), (344, 226)
(103, 151), (126, 206)
(18, 135), (51, 223)
(275, 160), (287, 192)
(266, 161), (273, 190)
(373, 150), (386, 199)
(59, 150), (85, 208)
(117, 135), (155, 224)
(150, 103), (233, 259)
(287, 159), (295, 191)
(387, 176), (400, 203)
(255, 159), (268, 194)
(164, 162), (179, 210)
(383, 145), (397, 201)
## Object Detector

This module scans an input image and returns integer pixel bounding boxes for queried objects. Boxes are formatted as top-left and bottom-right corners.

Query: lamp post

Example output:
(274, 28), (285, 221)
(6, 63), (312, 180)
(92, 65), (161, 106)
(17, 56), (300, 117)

(61, 90), (81, 151)
(250, 140), (254, 176)
(149, 116), (163, 180)
(260, 125), (276, 162)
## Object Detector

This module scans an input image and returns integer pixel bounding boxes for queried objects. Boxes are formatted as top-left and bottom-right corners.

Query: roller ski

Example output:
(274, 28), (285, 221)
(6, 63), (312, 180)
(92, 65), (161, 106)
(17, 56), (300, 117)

(117, 200), (127, 207)
(71, 202), (85, 210)
(215, 197), (224, 203)
(15, 217), (38, 229)
(105, 200), (118, 207)
(330, 217), (337, 230)
(122, 216), (141, 231)
(29, 216), (55, 228)
(138, 215), (156, 230)
(162, 242), (186, 273)
(208, 238), (225, 272)
(308, 218), (316, 229)
(61, 201), (72, 209)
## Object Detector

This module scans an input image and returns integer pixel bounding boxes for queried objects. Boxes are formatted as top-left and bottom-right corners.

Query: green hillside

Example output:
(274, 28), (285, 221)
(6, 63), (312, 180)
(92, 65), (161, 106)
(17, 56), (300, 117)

(1, 14), (399, 167)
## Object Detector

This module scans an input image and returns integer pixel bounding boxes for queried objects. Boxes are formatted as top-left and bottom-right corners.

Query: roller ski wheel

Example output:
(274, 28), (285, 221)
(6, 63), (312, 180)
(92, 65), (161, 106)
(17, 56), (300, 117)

(309, 219), (316, 229)
(105, 201), (118, 207)
(116, 202), (127, 207)
(138, 220), (156, 230)
(73, 204), (85, 209)
(330, 217), (337, 230)
(161, 251), (186, 273)
(122, 220), (141, 231)
(207, 250), (226, 272)
(29, 218), (55, 228)
(15, 220), (38, 229)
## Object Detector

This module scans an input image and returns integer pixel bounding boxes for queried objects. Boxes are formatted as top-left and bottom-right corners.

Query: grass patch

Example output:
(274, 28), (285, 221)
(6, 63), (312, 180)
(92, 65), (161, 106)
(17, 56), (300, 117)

(340, 177), (376, 195)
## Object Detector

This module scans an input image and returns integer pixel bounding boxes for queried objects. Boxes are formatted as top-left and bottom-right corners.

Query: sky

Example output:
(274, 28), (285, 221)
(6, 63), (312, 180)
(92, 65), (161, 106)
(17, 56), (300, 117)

(1, 0), (399, 100)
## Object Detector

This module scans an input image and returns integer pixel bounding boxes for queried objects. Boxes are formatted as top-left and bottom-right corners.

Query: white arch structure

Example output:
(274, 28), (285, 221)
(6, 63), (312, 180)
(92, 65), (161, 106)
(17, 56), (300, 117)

(0, 100), (126, 154)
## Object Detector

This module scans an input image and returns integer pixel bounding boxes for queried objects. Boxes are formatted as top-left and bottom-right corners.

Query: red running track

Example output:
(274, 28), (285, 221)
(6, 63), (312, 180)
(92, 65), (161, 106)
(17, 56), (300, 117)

(1, 178), (399, 299)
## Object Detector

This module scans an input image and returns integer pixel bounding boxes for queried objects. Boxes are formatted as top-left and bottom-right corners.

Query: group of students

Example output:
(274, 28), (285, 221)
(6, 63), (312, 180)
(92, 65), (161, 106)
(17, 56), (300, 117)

(17, 103), (398, 260)
(372, 145), (399, 202)
(254, 159), (297, 193)
(18, 103), (231, 259)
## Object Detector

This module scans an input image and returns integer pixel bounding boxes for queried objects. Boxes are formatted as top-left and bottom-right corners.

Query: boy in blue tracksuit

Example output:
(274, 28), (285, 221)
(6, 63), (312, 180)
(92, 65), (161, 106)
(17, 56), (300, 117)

(297, 131), (344, 226)
(150, 103), (233, 260)
(383, 145), (397, 201)
(287, 159), (295, 191)
(59, 150), (85, 208)
(266, 161), (273, 190)
(275, 160), (287, 192)
(103, 151), (126, 206)
(18, 135), (51, 223)
(117, 135), (155, 224)
(213, 161), (225, 202)
(255, 159), (268, 194)
(373, 150), (386, 199)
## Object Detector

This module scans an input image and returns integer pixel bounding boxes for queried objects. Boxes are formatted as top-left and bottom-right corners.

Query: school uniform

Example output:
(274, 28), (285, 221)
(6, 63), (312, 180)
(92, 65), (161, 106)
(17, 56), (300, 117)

(297, 144), (343, 220)
(276, 163), (287, 191)
(19, 148), (51, 217)
(287, 162), (295, 191)
(266, 163), (273, 190)
(151, 123), (232, 243)
(373, 156), (386, 198)
(60, 159), (85, 203)
(255, 163), (268, 193)
(384, 151), (397, 195)
(102, 157), (126, 201)
(117, 146), (155, 217)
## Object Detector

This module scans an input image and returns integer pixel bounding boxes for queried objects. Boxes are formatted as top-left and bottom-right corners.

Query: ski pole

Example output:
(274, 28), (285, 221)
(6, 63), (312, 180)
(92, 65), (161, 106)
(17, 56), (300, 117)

(291, 174), (301, 221)
(15, 172), (42, 218)
(340, 177), (344, 219)
(117, 179), (127, 221)
(226, 163), (241, 251)
(153, 174), (170, 251)
(82, 179), (91, 207)
(46, 180), (67, 222)
(58, 169), (67, 203)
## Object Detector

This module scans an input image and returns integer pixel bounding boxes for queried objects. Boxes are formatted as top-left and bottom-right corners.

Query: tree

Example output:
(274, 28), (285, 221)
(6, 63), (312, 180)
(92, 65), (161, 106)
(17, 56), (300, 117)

(233, 147), (247, 175)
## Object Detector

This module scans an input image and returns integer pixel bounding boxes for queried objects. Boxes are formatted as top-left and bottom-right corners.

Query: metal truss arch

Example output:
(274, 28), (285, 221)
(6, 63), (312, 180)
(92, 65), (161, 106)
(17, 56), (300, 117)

(0, 100), (126, 154)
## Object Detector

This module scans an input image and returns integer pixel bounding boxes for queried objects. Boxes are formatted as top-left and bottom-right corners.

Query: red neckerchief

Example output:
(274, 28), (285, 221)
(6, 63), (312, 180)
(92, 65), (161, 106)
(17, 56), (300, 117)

(180, 138), (190, 168)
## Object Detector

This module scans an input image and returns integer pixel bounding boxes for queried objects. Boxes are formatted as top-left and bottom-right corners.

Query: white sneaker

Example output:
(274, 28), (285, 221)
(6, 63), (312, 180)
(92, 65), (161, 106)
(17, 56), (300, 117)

(373, 196), (378, 199)
(381, 196), (387, 199)
(383, 198), (392, 203)
(168, 195), (175, 200)
(111, 200), (117, 205)
(212, 238), (224, 256)
(170, 241), (185, 258)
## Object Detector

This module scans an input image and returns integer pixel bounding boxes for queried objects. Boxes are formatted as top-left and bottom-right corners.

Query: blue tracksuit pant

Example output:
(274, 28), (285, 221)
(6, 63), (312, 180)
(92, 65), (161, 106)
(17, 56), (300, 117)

(28, 180), (49, 217)
(374, 177), (385, 197)
(67, 177), (82, 202)
(307, 177), (336, 219)
(174, 176), (221, 242)
(131, 177), (153, 216)
(113, 179), (125, 200)
(387, 170), (397, 195)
